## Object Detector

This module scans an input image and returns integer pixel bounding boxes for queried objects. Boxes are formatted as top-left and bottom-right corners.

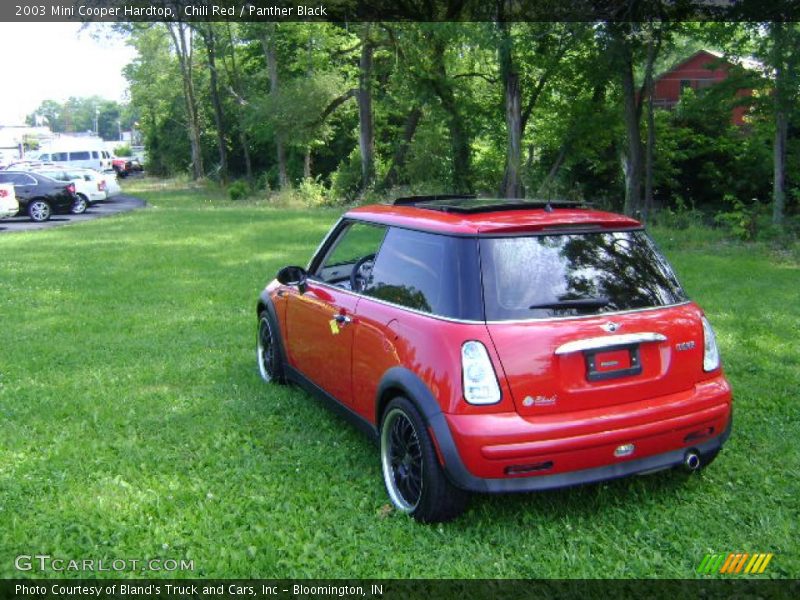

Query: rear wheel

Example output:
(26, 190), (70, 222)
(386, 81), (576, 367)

(257, 312), (285, 384)
(71, 194), (88, 215)
(380, 397), (469, 523)
(28, 199), (51, 222)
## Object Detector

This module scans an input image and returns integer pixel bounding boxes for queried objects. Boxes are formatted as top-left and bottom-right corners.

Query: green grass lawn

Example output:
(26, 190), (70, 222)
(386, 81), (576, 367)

(0, 183), (797, 579)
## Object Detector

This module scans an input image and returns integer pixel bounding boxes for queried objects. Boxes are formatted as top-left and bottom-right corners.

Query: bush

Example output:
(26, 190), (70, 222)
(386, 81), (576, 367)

(114, 144), (132, 157)
(296, 177), (330, 207)
(653, 197), (705, 230)
(228, 180), (250, 201)
(714, 194), (759, 240)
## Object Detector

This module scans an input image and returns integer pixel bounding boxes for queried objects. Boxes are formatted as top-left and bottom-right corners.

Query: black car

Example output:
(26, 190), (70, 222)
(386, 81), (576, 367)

(0, 171), (76, 222)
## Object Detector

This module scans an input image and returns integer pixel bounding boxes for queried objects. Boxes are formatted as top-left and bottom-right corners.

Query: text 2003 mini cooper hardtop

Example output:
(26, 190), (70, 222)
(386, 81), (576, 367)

(256, 197), (732, 522)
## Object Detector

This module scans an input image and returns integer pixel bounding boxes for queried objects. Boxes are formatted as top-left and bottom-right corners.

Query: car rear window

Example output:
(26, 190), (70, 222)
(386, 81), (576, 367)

(480, 230), (687, 320)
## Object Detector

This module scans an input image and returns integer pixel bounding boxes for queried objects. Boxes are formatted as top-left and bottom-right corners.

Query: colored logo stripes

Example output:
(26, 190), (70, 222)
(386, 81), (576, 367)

(697, 553), (774, 575)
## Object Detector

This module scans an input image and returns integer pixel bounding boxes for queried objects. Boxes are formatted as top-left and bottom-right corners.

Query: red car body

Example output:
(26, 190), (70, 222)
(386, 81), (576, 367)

(256, 198), (732, 522)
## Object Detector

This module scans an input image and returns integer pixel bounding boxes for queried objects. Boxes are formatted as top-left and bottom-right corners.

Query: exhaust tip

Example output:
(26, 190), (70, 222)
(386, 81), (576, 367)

(684, 451), (701, 472)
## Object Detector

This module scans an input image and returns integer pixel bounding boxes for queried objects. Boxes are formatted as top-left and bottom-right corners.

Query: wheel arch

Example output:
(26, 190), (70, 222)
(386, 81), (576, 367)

(375, 366), (485, 493)
(375, 367), (442, 431)
(257, 293), (288, 373)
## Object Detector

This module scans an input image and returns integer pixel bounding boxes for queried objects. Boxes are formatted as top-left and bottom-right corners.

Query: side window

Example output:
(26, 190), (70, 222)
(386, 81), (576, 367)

(364, 228), (448, 314)
(92, 151), (99, 159)
(314, 221), (387, 288)
(39, 153), (50, 161)
(52, 152), (68, 162)
(10, 174), (36, 186)
(70, 151), (90, 160)
(0, 173), (11, 184)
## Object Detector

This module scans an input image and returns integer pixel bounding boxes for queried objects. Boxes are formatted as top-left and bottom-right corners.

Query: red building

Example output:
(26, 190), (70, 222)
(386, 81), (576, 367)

(652, 49), (757, 125)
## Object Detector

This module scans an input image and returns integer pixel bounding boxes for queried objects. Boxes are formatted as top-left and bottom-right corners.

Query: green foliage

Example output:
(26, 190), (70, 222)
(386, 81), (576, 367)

(653, 197), (706, 230)
(296, 176), (330, 207)
(114, 144), (133, 157)
(228, 180), (250, 201)
(714, 194), (759, 240)
(0, 184), (797, 578)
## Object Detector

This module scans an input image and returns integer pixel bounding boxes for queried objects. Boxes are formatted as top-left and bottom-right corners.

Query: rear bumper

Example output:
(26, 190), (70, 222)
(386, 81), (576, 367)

(430, 377), (732, 493)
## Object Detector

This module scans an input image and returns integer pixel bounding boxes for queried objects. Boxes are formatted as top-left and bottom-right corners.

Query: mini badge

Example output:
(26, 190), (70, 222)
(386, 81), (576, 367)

(329, 319), (340, 335)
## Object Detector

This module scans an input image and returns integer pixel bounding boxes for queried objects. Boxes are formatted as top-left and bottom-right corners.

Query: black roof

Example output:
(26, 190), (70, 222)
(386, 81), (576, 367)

(391, 195), (588, 214)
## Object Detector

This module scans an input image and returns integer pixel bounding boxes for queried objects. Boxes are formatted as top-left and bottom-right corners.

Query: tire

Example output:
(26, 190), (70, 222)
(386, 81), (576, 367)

(71, 194), (89, 215)
(380, 397), (469, 523)
(28, 199), (52, 222)
(257, 311), (286, 384)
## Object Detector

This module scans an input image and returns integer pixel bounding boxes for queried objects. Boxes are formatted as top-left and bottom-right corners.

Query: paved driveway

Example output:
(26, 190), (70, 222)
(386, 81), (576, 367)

(0, 195), (146, 233)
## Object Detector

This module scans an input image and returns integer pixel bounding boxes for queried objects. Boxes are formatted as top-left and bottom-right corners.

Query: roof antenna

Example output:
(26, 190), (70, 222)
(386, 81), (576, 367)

(544, 200), (553, 213)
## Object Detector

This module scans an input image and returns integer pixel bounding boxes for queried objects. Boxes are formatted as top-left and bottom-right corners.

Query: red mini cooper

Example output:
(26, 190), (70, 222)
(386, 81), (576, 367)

(256, 197), (732, 523)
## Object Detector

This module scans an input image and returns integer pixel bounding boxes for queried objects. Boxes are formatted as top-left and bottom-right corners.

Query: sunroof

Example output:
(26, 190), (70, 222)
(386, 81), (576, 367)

(393, 196), (587, 214)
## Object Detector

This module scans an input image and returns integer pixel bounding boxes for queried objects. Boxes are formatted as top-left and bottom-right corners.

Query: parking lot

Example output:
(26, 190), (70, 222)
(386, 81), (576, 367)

(0, 194), (145, 233)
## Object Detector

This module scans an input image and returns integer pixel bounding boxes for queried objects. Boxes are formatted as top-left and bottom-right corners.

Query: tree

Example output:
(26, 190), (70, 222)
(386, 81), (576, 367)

(196, 23), (229, 183)
(166, 22), (204, 179)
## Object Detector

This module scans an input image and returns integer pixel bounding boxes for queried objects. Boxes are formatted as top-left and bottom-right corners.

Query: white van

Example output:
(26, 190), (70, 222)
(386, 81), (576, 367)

(37, 149), (112, 172)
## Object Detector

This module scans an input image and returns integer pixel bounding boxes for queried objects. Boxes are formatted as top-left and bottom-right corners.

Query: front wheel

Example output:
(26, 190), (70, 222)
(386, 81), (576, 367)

(380, 397), (469, 523)
(257, 312), (286, 384)
(28, 199), (52, 222)
(71, 194), (89, 215)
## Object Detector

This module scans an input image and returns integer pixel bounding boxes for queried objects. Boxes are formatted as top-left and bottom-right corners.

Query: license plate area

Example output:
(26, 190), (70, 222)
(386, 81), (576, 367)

(584, 344), (642, 381)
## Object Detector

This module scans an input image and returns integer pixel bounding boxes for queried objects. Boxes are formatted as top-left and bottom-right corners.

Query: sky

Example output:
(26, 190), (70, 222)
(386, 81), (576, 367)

(0, 23), (136, 125)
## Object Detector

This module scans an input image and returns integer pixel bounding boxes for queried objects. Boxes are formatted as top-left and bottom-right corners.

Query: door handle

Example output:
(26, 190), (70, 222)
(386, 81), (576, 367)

(334, 314), (352, 325)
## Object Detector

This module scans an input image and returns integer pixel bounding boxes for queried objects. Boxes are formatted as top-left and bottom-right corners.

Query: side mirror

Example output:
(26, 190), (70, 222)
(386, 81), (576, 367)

(276, 265), (308, 293)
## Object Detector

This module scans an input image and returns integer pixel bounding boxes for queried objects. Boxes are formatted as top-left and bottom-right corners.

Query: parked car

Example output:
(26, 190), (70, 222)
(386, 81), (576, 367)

(32, 167), (107, 214)
(0, 183), (19, 219)
(36, 148), (111, 172)
(0, 171), (76, 222)
(103, 171), (122, 199)
(256, 196), (733, 523)
(111, 156), (144, 177)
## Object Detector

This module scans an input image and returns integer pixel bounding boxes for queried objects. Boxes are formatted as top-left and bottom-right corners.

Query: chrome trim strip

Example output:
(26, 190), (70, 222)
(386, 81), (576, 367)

(485, 301), (691, 325)
(555, 332), (667, 355)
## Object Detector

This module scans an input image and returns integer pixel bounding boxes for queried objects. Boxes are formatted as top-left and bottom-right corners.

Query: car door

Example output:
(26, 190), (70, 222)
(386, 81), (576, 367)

(284, 221), (387, 406)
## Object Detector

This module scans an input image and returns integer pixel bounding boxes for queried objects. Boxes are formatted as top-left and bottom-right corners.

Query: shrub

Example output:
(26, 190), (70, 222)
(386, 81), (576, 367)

(114, 144), (132, 157)
(714, 194), (758, 240)
(296, 177), (330, 207)
(228, 180), (250, 201)
(653, 197), (705, 230)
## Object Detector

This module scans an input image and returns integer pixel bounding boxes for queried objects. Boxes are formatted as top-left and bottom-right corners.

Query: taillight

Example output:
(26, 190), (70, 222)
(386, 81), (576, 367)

(701, 316), (721, 372)
(67, 183), (76, 195)
(461, 341), (502, 405)
(0, 189), (7, 198)
(98, 181), (106, 191)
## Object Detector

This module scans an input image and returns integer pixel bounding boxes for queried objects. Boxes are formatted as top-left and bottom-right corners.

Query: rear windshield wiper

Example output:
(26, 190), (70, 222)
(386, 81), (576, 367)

(529, 297), (610, 310)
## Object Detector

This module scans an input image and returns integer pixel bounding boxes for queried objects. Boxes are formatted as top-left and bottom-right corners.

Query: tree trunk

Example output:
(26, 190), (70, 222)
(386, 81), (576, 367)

(221, 22), (252, 185)
(771, 22), (788, 226)
(201, 25), (228, 184)
(304, 148), (312, 179)
(430, 38), (472, 193)
(240, 130), (253, 184)
(642, 31), (660, 223)
(167, 22), (204, 180)
(382, 106), (423, 189)
(261, 30), (288, 189)
(498, 21), (523, 198)
(620, 47), (643, 217)
(358, 25), (375, 191)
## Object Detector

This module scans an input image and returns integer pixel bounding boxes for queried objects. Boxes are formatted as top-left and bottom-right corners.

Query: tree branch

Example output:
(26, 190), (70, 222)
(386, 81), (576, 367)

(452, 71), (498, 85)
